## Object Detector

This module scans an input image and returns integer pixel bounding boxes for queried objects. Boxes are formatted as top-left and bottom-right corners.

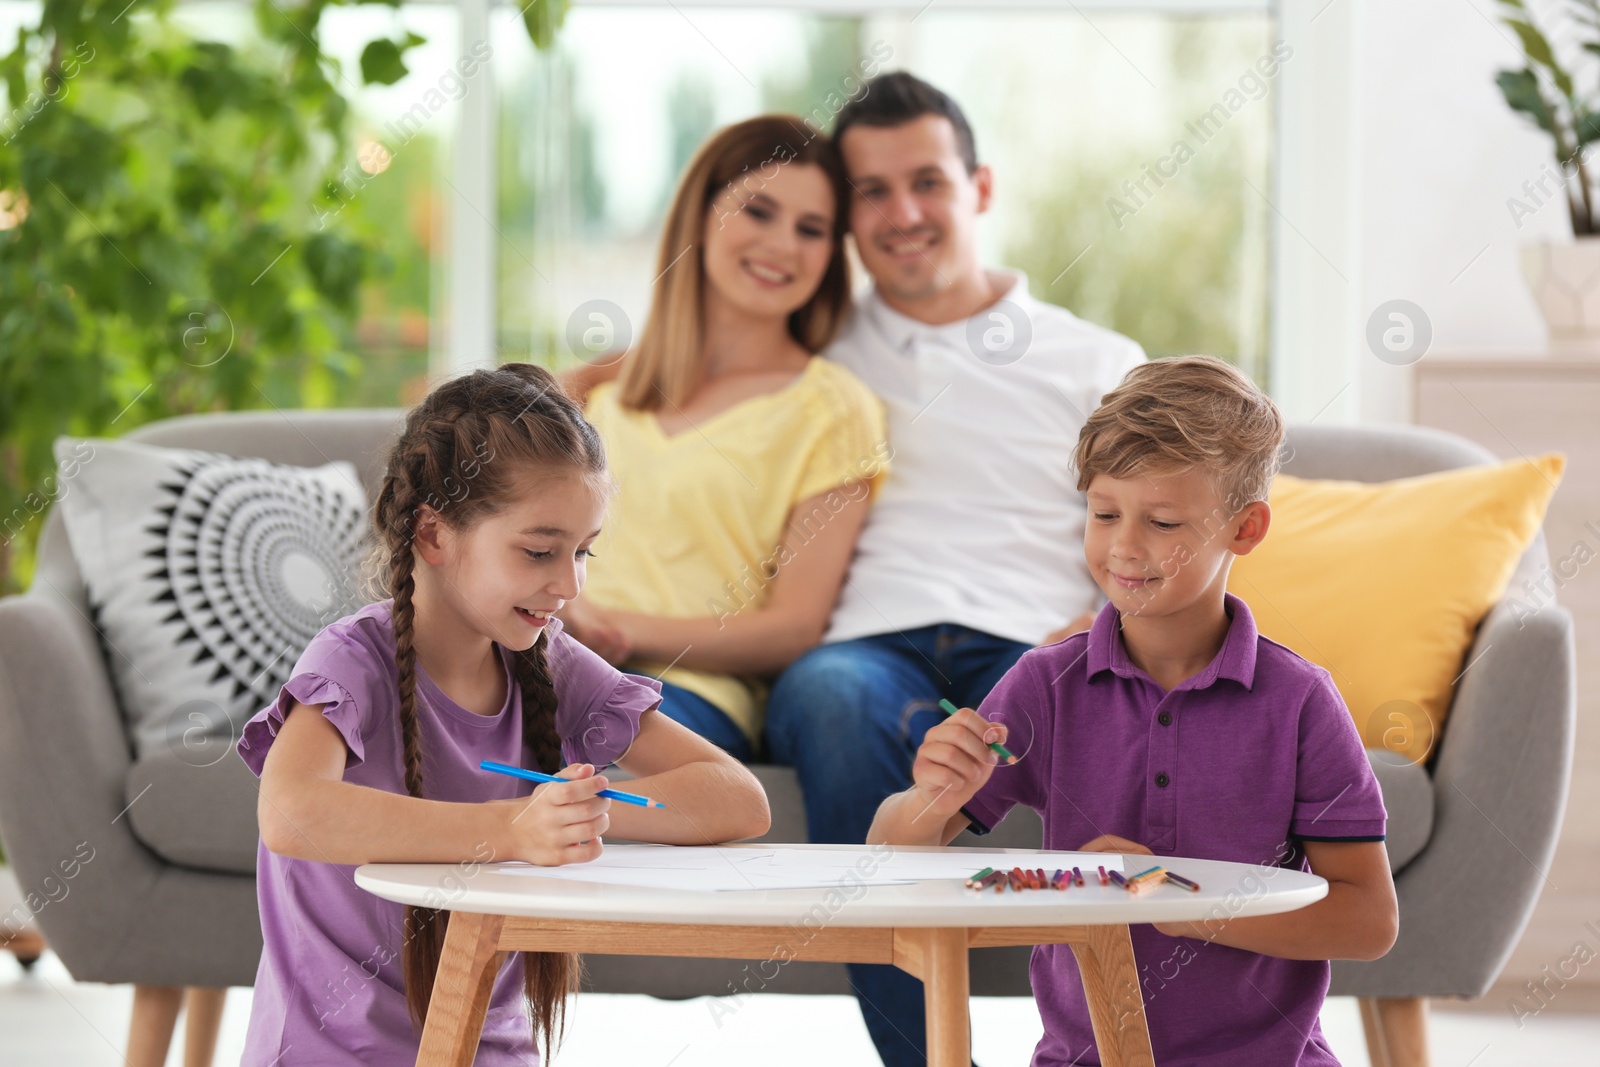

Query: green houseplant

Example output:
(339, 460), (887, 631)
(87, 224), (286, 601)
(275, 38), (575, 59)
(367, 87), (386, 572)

(0, 0), (569, 980)
(1496, 0), (1600, 343)
(0, 0), (571, 594)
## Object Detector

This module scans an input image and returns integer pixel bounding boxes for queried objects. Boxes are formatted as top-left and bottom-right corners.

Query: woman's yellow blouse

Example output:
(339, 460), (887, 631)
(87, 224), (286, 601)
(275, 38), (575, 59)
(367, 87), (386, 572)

(581, 358), (890, 741)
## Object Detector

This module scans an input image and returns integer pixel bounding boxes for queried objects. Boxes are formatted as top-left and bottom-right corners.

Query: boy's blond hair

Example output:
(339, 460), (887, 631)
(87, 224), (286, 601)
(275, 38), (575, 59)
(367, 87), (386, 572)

(1073, 355), (1286, 512)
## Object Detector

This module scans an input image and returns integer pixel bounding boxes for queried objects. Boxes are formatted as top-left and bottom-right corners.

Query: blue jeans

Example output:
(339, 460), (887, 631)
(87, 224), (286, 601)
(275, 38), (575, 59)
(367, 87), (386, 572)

(656, 680), (754, 762)
(765, 624), (1032, 1067)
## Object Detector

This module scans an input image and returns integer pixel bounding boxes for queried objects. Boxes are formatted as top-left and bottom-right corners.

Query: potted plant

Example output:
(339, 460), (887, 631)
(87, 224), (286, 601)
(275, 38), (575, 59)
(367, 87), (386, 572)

(1496, 0), (1600, 344)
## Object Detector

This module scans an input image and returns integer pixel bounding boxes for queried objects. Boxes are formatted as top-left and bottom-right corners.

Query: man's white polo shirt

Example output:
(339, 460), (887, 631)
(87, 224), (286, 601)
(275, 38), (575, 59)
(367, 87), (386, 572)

(822, 271), (1145, 646)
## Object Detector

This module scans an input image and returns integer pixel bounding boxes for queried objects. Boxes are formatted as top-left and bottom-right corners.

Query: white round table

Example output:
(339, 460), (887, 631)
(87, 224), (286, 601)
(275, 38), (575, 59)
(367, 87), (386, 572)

(357, 843), (1327, 1067)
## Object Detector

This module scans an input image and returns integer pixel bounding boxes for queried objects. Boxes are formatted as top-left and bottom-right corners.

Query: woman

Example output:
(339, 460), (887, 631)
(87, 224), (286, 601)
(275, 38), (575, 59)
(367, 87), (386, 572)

(559, 116), (889, 762)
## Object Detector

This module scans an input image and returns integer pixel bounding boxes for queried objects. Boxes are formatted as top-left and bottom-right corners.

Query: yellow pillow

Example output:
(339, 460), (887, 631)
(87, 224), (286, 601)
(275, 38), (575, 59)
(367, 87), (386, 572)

(1227, 455), (1564, 764)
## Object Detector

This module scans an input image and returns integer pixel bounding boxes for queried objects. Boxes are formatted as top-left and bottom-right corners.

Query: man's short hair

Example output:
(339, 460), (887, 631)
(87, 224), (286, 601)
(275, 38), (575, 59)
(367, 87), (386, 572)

(833, 71), (978, 174)
(1073, 355), (1286, 511)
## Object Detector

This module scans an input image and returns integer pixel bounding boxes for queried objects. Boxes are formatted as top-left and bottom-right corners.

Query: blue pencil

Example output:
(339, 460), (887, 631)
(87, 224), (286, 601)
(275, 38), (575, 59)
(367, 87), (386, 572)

(479, 760), (666, 809)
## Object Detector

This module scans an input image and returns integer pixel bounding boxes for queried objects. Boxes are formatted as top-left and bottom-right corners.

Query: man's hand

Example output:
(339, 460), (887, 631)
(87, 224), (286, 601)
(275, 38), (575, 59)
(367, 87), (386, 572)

(1041, 610), (1097, 646)
(560, 599), (631, 665)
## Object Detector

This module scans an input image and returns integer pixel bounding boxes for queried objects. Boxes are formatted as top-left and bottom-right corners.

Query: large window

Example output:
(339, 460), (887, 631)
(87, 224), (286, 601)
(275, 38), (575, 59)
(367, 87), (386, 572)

(492, 4), (1275, 385)
(4, 0), (1278, 403)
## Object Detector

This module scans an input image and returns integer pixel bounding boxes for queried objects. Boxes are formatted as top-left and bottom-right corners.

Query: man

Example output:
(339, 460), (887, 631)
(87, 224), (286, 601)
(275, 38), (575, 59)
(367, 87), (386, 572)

(762, 72), (1144, 1067)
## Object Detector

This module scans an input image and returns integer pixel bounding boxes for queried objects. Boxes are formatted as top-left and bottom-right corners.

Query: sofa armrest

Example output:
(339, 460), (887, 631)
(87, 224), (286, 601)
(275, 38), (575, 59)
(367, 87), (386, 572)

(0, 589), (169, 979)
(1331, 597), (1576, 998)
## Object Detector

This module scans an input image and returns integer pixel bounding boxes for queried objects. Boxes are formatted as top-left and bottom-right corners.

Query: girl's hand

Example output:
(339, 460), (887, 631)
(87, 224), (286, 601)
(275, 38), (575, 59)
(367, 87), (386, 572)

(560, 599), (632, 665)
(494, 763), (613, 865)
(907, 708), (1010, 822)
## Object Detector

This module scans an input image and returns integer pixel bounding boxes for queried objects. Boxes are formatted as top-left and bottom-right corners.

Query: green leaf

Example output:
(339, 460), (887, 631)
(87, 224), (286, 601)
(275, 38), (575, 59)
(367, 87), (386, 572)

(359, 40), (406, 86)
(1498, 68), (1557, 136)
(360, 32), (426, 86)
(0, 38), (25, 108)
(1576, 109), (1600, 146)
(304, 232), (365, 309)
(522, 0), (570, 51)
(1505, 19), (1573, 97)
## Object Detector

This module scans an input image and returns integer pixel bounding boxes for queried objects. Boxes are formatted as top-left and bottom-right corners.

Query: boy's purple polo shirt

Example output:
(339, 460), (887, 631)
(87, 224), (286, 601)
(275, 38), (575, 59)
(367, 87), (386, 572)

(963, 593), (1385, 1067)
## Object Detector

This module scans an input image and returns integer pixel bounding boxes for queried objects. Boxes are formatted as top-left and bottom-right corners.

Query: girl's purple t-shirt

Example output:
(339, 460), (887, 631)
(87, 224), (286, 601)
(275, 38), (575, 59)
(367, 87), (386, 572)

(235, 601), (662, 1066)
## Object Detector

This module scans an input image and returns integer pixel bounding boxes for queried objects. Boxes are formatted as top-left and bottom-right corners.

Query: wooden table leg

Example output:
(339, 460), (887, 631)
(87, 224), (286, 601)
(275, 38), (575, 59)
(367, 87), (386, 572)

(892, 928), (971, 1067)
(1067, 923), (1155, 1067)
(416, 911), (506, 1067)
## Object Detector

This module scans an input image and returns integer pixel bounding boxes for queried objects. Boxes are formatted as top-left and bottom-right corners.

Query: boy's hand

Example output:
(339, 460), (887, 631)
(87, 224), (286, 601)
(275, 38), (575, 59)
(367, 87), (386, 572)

(495, 763), (613, 865)
(1079, 834), (1154, 856)
(908, 708), (1010, 822)
(1082, 834), (1207, 939)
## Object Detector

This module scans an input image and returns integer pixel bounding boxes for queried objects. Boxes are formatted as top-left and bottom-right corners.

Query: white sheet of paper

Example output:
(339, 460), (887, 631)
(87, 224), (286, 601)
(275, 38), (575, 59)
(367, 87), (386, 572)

(490, 846), (1121, 893)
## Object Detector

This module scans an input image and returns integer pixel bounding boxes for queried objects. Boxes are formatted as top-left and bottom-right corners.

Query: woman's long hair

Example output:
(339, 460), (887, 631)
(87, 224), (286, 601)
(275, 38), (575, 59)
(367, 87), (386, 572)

(618, 115), (852, 411)
(371, 363), (609, 1058)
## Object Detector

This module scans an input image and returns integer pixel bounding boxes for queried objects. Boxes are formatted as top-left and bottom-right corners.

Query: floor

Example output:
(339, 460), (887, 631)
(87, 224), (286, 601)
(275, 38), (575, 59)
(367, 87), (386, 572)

(3, 951), (1598, 1065)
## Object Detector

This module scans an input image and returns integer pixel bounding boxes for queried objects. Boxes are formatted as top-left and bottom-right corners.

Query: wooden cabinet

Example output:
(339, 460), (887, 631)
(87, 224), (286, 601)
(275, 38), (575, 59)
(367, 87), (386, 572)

(1414, 354), (1600, 1010)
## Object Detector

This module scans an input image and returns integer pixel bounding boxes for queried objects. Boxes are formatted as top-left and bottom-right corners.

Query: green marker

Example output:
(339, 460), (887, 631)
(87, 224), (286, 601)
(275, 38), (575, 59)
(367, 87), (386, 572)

(939, 698), (1017, 764)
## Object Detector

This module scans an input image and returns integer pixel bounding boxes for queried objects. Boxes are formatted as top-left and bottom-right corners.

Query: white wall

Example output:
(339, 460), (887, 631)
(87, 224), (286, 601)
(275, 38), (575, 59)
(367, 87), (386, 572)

(1356, 0), (1562, 424)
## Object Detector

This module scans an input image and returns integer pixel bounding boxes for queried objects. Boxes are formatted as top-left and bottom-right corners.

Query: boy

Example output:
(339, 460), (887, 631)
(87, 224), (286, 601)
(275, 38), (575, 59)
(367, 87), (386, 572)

(868, 356), (1397, 1066)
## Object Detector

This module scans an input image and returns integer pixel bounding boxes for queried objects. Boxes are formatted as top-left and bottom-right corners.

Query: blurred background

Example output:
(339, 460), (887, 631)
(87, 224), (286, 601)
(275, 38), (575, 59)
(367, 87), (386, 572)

(2, 1), (1596, 1064)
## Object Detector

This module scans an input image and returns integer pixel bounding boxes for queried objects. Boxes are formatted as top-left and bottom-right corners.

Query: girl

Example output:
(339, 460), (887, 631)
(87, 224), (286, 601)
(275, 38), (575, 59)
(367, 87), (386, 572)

(561, 116), (890, 761)
(237, 364), (769, 1065)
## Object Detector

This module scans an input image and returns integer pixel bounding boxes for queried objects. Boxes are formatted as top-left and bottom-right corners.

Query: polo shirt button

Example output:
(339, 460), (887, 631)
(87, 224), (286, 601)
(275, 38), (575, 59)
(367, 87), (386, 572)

(1155, 772), (1170, 787)
(1158, 712), (1172, 726)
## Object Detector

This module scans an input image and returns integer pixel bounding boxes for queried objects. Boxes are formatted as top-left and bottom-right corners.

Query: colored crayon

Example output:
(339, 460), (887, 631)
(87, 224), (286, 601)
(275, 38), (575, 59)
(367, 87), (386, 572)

(1165, 871), (1202, 892)
(480, 760), (664, 808)
(937, 699), (1017, 764)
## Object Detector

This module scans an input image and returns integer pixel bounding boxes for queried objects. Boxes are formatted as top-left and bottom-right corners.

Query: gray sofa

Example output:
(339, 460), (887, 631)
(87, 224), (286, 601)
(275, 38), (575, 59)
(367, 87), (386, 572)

(0, 410), (1574, 1067)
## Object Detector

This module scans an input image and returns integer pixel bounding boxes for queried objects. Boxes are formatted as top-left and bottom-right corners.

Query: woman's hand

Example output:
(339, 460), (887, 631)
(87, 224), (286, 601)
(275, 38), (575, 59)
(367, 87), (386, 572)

(1040, 610), (1097, 646)
(492, 763), (612, 866)
(560, 599), (632, 665)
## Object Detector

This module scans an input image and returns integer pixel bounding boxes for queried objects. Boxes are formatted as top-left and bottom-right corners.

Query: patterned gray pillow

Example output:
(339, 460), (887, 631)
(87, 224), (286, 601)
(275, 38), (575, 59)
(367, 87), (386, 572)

(51, 437), (370, 762)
